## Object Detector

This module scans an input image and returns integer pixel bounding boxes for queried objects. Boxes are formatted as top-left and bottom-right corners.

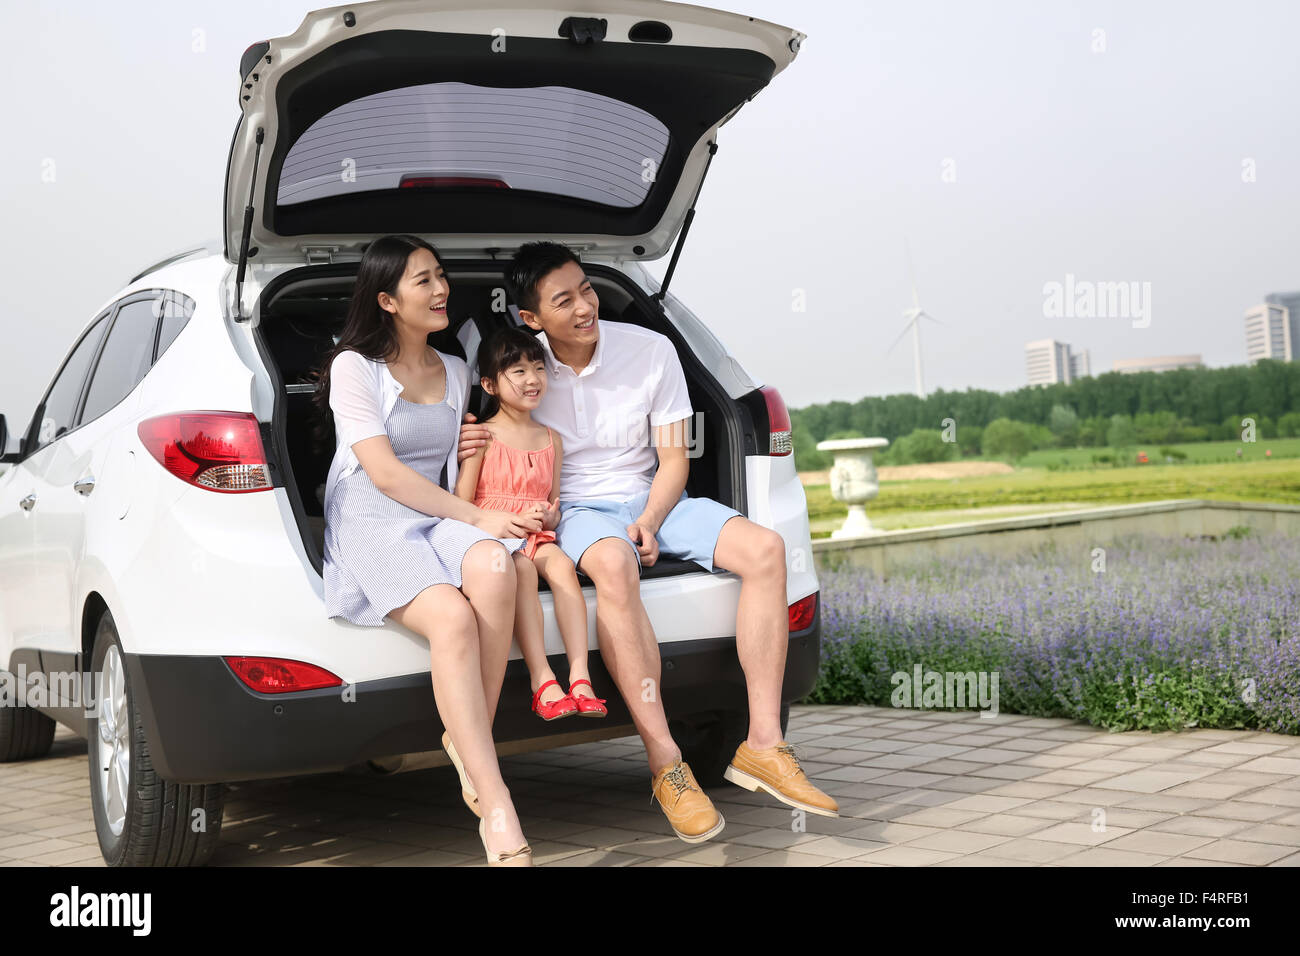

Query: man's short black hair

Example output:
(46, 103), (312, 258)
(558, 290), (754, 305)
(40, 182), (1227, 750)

(505, 241), (582, 315)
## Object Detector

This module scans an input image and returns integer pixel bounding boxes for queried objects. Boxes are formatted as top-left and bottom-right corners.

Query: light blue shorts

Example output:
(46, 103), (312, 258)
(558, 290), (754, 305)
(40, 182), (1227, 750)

(556, 489), (743, 574)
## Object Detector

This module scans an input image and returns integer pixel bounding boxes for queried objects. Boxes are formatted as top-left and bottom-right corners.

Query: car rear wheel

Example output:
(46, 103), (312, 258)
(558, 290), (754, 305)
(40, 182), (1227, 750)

(87, 609), (226, 866)
(672, 700), (790, 788)
(0, 671), (57, 761)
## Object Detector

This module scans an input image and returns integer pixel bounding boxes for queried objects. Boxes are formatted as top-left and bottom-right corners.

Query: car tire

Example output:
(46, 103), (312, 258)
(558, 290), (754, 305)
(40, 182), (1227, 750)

(0, 671), (57, 761)
(672, 700), (790, 788)
(86, 609), (226, 866)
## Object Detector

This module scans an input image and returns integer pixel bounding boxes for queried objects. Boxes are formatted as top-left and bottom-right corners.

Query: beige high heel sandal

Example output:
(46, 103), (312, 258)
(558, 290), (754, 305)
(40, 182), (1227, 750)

(478, 816), (533, 867)
(441, 731), (481, 818)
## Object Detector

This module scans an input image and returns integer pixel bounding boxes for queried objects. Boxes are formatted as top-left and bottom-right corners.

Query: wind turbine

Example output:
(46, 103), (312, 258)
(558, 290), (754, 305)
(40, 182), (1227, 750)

(886, 239), (941, 398)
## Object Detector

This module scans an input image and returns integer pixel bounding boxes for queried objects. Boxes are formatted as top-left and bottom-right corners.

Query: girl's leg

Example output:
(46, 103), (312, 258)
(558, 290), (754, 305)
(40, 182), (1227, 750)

(533, 543), (595, 694)
(511, 549), (565, 705)
(386, 578), (525, 856)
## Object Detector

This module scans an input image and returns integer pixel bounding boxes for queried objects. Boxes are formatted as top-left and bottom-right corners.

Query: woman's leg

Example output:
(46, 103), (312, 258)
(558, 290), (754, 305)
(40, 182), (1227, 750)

(387, 578), (525, 855)
(459, 540), (521, 721)
(533, 543), (594, 692)
(510, 549), (564, 704)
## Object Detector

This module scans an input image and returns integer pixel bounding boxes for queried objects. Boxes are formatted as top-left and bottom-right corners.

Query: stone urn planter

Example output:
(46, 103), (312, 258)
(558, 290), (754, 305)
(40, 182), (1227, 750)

(816, 437), (890, 538)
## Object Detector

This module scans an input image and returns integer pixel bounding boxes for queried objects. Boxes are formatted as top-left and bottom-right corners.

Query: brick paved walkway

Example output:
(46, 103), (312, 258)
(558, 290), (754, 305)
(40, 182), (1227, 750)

(2, 704), (1299, 866)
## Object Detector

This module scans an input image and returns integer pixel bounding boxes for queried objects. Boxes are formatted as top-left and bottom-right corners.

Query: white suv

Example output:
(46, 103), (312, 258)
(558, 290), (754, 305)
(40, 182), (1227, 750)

(0, 0), (819, 867)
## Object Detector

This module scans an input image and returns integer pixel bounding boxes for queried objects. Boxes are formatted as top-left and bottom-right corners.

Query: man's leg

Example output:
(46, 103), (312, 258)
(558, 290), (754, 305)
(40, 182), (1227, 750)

(708, 513), (838, 816)
(710, 517), (788, 749)
(577, 537), (679, 773)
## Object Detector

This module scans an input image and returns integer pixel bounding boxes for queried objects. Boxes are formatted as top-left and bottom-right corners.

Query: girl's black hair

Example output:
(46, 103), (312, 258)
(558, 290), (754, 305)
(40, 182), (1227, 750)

(307, 234), (445, 455)
(477, 326), (547, 422)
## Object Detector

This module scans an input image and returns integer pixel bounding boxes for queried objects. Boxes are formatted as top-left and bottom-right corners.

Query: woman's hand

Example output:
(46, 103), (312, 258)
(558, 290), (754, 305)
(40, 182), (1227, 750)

(474, 508), (543, 539)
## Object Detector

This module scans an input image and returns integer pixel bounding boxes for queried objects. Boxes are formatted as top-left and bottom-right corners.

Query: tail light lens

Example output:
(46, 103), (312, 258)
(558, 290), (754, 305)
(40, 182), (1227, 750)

(400, 175), (509, 189)
(225, 657), (343, 693)
(760, 386), (792, 456)
(789, 592), (817, 631)
(137, 412), (272, 493)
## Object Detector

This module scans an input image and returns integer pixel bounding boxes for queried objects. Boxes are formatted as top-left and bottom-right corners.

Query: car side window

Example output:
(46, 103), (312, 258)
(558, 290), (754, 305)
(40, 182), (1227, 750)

(29, 312), (112, 453)
(79, 298), (160, 426)
(154, 289), (195, 361)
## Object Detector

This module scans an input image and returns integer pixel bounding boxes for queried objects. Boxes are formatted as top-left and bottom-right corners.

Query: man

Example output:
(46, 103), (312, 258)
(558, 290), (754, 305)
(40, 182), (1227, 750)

(458, 241), (837, 843)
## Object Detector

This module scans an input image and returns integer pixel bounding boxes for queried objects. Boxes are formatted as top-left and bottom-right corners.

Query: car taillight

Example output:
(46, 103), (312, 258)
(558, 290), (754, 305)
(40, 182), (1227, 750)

(137, 412), (272, 493)
(400, 176), (509, 189)
(225, 657), (343, 694)
(789, 592), (817, 631)
(760, 386), (792, 456)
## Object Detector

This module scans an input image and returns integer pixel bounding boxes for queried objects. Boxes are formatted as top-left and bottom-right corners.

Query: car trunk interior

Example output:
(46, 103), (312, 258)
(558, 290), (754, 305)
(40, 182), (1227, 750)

(254, 262), (742, 589)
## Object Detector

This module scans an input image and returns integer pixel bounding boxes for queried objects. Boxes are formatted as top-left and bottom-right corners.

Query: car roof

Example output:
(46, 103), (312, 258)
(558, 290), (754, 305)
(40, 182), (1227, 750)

(94, 252), (230, 322)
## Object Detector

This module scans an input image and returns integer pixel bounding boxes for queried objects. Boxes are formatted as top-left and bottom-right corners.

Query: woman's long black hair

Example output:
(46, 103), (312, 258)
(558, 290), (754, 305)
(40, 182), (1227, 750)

(308, 234), (445, 454)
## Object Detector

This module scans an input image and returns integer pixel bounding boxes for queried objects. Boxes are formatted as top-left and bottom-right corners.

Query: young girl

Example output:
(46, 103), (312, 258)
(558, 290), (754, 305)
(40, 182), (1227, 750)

(455, 327), (608, 721)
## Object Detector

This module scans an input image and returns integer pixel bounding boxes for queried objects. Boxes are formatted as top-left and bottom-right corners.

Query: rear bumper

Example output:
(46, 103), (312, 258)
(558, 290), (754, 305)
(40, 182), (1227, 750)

(124, 601), (821, 784)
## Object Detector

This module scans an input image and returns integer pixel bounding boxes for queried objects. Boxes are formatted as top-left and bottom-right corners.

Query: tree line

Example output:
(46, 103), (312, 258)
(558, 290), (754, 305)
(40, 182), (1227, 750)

(792, 360), (1300, 469)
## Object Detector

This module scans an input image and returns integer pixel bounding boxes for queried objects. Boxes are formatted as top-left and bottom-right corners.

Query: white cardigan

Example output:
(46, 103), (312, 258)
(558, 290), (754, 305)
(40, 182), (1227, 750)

(322, 347), (471, 512)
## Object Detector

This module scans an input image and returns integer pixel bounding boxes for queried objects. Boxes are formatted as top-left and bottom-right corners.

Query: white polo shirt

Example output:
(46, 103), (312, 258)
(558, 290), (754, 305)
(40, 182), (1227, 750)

(533, 321), (693, 503)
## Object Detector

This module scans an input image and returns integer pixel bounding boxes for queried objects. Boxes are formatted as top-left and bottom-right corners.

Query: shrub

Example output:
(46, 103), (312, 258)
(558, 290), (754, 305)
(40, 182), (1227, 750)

(810, 532), (1300, 734)
(1106, 413), (1137, 450)
(983, 418), (1035, 462)
(891, 428), (956, 464)
(1049, 404), (1080, 447)
(793, 427), (827, 472)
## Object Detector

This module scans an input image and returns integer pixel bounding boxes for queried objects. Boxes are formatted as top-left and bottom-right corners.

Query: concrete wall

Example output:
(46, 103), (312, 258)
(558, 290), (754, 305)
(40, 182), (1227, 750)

(812, 499), (1300, 577)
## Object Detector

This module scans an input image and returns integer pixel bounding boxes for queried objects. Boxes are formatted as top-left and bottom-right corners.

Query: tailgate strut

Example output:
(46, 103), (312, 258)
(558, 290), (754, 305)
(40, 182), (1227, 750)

(234, 126), (265, 321)
(652, 140), (718, 307)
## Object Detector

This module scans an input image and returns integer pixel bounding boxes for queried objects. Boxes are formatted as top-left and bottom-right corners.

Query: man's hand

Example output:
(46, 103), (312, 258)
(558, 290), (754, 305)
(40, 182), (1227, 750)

(626, 519), (659, 567)
(541, 497), (562, 532)
(458, 412), (492, 464)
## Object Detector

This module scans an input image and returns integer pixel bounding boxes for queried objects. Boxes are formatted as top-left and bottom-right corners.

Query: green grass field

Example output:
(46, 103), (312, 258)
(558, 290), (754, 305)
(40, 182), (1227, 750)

(805, 456), (1300, 535)
(1015, 436), (1300, 469)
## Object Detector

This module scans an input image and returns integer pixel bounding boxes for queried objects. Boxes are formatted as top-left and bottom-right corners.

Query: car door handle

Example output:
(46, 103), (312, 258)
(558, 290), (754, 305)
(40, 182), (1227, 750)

(74, 476), (96, 496)
(19, 493), (36, 512)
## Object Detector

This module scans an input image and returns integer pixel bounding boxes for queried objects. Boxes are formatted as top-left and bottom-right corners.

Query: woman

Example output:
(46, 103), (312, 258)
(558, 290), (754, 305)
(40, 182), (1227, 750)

(311, 234), (542, 866)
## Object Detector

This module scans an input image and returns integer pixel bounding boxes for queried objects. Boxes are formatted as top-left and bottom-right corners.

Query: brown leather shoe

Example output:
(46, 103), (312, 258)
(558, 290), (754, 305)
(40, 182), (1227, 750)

(650, 760), (725, 844)
(724, 741), (839, 818)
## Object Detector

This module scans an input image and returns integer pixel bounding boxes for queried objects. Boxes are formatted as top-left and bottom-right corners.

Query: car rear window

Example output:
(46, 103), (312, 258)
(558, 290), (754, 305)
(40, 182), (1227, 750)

(276, 82), (671, 210)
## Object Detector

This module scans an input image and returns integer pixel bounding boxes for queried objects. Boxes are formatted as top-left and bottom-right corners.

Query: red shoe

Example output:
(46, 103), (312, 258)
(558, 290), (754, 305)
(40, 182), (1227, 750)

(532, 679), (578, 721)
(568, 678), (608, 718)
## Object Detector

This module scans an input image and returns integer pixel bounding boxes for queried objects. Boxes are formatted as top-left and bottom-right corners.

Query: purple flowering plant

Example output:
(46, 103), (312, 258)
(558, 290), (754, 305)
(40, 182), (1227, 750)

(809, 529), (1300, 734)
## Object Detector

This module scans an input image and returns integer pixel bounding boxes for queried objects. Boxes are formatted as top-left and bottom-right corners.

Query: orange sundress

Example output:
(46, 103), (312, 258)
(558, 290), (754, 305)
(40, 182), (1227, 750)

(471, 426), (558, 560)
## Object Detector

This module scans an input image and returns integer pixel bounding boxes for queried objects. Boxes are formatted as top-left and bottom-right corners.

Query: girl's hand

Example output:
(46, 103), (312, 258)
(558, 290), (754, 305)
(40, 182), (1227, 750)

(541, 498), (561, 532)
(475, 509), (542, 539)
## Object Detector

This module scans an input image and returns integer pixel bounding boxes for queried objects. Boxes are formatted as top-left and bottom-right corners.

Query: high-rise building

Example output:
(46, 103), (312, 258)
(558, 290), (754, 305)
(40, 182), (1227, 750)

(1112, 355), (1204, 374)
(1026, 339), (1089, 386)
(1069, 349), (1091, 380)
(1245, 293), (1299, 363)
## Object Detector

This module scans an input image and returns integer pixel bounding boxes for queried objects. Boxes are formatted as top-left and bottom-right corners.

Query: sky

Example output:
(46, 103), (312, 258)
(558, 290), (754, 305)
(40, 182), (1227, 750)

(1, 0), (1297, 432)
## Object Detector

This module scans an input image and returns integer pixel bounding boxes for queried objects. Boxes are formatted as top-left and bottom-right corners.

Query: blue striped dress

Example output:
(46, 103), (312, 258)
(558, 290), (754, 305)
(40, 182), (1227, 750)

(323, 394), (526, 627)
